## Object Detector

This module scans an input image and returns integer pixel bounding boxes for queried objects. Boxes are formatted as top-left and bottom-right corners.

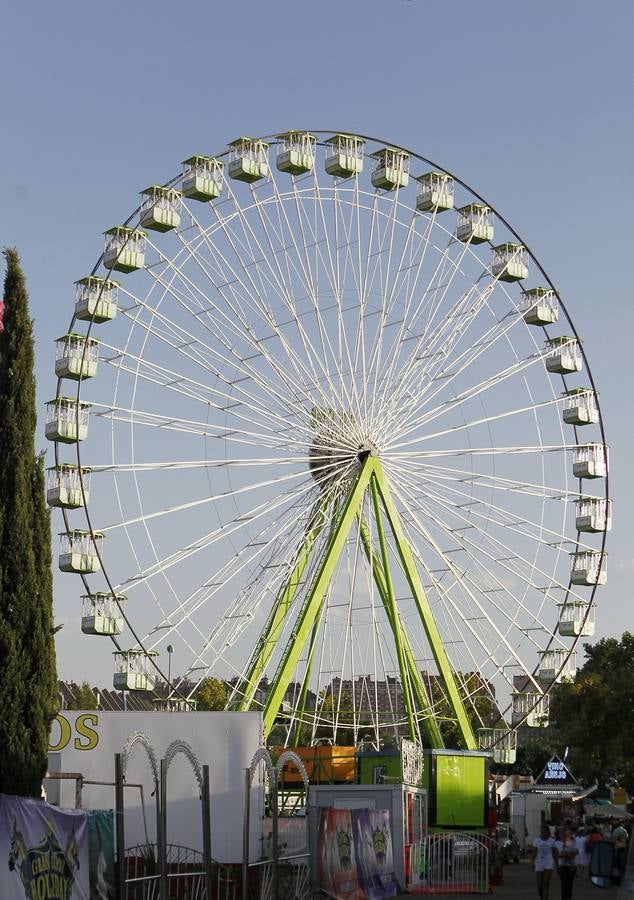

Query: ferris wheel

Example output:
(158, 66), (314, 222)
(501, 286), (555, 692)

(47, 131), (610, 756)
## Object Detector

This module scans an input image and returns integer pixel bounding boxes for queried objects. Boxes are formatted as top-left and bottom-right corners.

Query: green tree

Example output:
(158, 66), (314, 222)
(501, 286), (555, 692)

(0, 248), (58, 796)
(549, 632), (634, 792)
(66, 682), (98, 710)
(196, 677), (228, 711)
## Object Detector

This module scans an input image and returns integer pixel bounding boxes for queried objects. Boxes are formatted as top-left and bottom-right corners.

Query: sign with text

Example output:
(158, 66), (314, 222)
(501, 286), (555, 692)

(535, 755), (577, 786)
(0, 793), (89, 900)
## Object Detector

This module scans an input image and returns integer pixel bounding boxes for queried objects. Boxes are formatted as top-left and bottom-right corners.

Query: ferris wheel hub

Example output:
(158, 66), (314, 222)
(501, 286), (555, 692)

(308, 410), (377, 485)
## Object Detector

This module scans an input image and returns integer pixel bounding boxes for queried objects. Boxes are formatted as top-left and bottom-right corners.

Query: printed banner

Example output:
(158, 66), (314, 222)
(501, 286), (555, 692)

(318, 807), (398, 900)
(353, 809), (398, 899)
(319, 808), (362, 900)
(88, 810), (115, 900)
(0, 793), (89, 900)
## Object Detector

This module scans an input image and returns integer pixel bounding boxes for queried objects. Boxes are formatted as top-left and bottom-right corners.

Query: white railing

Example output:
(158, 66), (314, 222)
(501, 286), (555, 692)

(420, 831), (490, 893)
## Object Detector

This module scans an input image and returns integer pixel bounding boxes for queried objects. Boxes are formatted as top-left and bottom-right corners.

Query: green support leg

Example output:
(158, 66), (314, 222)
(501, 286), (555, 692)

(263, 459), (375, 736)
(369, 475), (417, 742)
(290, 602), (325, 746)
(357, 516), (444, 748)
(236, 508), (325, 711)
(372, 466), (477, 750)
(259, 456), (475, 748)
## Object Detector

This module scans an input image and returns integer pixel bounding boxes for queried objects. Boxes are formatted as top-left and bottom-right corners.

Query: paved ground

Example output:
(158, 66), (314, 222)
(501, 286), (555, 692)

(396, 859), (618, 898)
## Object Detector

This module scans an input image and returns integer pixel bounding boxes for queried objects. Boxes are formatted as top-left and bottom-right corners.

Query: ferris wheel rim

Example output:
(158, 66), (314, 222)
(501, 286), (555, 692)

(50, 129), (609, 736)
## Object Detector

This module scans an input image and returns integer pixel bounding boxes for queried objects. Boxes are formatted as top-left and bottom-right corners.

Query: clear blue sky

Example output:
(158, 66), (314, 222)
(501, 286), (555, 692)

(2, 0), (633, 684)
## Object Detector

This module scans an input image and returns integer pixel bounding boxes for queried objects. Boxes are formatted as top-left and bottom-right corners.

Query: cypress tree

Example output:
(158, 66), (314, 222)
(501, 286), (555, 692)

(0, 248), (58, 797)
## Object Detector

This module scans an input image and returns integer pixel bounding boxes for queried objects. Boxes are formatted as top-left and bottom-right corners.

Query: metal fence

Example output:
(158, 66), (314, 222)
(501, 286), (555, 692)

(124, 843), (236, 900)
(419, 831), (490, 894)
(243, 749), (311, 900)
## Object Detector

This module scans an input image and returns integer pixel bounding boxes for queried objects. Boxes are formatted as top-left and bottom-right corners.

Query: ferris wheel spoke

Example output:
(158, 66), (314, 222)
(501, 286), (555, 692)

(384, 297), (529, 436)
(388, 443), (577, 460)
(392, 466), (556, 643)
(362, 188), (409, 431)
(212, 181), (350, 414)
(387, 276), (498, 420)
(168, 227), (341, 415)
(387, 475), (544, 692)
(371, 211), (447, 427)
(390, 348), (545, 446)
(89, 456), (312, 473)
(91, 400), (319, 452)
(100, 341), (315, 443)
(118, 278), (317, 427)
(387, 394), (563, 452)
(400, 485), (572, 664)
(146, 221), (337, 420)
(101, 466), (308, 533)
(397, 473), (588, 614)
(115, 472), (324, 594)
(396, 458), (596, 559)
(396, 457), (580, 500)
(312, 178), (365, 419)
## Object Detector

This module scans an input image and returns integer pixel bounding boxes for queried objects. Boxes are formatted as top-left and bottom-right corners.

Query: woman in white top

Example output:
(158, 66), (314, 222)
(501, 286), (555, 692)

(532, 824), (557, 900)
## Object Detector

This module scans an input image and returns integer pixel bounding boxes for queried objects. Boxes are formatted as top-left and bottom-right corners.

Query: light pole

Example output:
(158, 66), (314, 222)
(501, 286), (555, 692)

(167, 645), (173, 697)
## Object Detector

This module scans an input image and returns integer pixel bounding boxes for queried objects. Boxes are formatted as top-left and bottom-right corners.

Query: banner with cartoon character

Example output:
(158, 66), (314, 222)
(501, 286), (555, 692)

(352, 809), (398, 899)
(87, 810), (115, 900)
(0, 793), (89, 900)
(318, 807), (398, 900)
(318, 808), (362, 900)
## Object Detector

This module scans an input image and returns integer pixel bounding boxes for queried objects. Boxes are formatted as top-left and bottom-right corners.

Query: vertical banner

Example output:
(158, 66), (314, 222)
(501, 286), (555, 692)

(318, 808), (362, 900)
(353, 809), (398, 899)
(318, 807), (399, 900)
(87, 810), (115, 900)
(0, 793), (89, 900)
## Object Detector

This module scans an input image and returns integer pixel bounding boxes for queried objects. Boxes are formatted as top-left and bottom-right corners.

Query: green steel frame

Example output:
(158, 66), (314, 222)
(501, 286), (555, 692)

(240, 456), (476, 749)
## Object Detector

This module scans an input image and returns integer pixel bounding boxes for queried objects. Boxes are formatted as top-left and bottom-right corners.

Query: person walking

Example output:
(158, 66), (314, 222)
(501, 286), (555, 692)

(574, 827), (588, 878)
(532, 824), (557, 900)
(554, 824), (579, 900)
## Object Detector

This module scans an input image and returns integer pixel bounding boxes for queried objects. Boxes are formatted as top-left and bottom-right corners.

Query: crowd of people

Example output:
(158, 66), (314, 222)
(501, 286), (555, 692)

(531, 818), (630, 900)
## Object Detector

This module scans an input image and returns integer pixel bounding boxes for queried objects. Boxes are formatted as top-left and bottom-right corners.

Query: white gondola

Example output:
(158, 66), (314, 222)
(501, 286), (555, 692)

(103, 226), (146, 273)
(545, 337), (582, 374)
(573, 443), (608, 479)
(370, 147), (410, 190)
(456, 204), (494, 244)
(324, 134), (365, 178)
(557, 599), (596, 637)
(55, 333), (99, 380)
(182, 155), (224, 201)
(521, 287), (559, 326)
(113, 649), (158, 692)
(81, 592), (125, 636)
(74, 276), (119, 323)
(152, 698), (198, 712)
(570, 549), (607, 585)
(139, 186), (182, 232)
(477, 728), (517, 764)
(538, 649), (576, 682)
(58, 529), (103, 574)
(276, 131), (316, 175)
(228, 137), (269, 183)
(491, 243), (529, 282)
(575, 497), (612, 533)
(45, 397), (91, 443)
(415, 171), (454, 212)
(511, 691), (549, 727)
(562, 389), (599, 426)
(46, 464), (91, 508)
